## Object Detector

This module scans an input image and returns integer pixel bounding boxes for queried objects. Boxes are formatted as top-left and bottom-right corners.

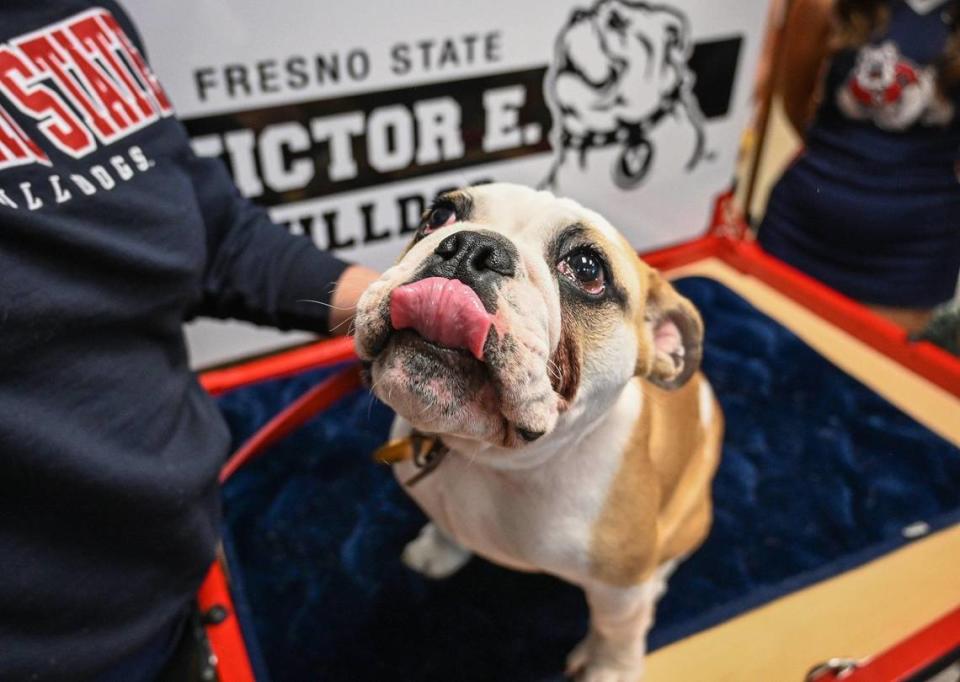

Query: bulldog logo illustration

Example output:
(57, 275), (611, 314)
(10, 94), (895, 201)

(542, 0), (707, 192)
(837, 41), (954, 131)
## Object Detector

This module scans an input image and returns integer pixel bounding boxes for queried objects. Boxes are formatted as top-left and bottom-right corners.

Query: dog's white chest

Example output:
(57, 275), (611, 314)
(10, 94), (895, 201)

(394, 380), (642, 581)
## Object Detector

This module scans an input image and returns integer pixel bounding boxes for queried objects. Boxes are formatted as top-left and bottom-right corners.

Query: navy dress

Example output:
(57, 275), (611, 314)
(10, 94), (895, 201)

(759, 0), (960, 308)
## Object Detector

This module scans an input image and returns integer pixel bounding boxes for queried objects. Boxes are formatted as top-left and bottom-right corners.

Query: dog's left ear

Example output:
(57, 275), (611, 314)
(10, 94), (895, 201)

(639, 271), (703, 390)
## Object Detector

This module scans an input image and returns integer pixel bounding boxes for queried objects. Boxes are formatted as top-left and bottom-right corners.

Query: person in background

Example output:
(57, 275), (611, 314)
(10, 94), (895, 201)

(758, 0), (960, 334)
(0, 2), (378, 679)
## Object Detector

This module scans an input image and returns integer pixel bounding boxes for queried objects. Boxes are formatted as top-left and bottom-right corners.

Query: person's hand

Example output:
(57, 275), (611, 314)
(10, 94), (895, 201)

(328, 265), (380, 335)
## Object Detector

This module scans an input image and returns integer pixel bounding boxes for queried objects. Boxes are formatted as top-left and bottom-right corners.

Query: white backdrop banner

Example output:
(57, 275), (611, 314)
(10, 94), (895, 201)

(120, 0), (768, 366)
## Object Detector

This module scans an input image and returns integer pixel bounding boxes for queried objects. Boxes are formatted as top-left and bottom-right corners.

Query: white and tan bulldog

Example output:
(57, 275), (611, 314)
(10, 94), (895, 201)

(354, 183), (722, 681)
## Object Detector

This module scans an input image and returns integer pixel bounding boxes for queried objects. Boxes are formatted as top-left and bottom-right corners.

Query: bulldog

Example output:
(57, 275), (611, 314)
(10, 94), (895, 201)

(543, 0), (707, 192)
(354, 183), (722, 681)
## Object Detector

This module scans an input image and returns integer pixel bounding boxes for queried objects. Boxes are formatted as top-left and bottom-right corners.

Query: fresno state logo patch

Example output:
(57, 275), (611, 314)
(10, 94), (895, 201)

(542, 0), (707, 191)
(0, 8), (173, 173)
(837, 41), (954, 131)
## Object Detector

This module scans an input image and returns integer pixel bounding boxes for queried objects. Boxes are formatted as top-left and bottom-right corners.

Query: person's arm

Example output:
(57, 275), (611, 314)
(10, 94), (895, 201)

(776, 0), (835, 138)
(185, 150), (377, 336)
(98, 1), (376, 336)
(327, 260), (380, 334)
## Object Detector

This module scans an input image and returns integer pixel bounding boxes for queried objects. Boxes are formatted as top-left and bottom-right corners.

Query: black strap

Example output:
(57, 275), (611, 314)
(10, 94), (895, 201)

(403, 432), (449, 487)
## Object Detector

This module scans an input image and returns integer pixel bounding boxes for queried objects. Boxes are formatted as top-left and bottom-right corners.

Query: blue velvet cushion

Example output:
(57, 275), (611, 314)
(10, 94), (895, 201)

(218, 276), (960, 682)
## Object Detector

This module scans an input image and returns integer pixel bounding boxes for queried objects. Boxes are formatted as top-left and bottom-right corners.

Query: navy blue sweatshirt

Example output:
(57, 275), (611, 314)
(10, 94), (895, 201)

(0, 2), (349, 678)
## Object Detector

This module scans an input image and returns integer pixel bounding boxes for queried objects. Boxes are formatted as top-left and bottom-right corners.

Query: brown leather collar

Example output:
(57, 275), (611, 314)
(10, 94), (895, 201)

(373, 431), (449, 487)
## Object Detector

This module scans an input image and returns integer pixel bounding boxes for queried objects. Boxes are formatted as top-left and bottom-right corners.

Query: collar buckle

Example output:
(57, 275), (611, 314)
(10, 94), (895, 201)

(373, 431), (449, 487)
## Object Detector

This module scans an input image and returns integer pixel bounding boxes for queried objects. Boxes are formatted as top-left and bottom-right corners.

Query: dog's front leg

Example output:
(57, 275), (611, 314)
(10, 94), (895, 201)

(402, 522), (473, 579)
(566, 574), (665, 682)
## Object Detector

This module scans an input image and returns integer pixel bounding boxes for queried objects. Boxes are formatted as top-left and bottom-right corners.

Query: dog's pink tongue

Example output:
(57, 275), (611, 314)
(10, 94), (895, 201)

(390, 277), (492, 361)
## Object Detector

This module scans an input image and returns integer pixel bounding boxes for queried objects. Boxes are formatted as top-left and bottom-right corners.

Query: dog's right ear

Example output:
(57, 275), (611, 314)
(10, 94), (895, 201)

(637, 270), (703, 390)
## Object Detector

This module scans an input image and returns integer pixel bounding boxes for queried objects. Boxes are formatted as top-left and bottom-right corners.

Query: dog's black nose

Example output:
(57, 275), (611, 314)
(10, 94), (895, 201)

(432, 230), (517, 281)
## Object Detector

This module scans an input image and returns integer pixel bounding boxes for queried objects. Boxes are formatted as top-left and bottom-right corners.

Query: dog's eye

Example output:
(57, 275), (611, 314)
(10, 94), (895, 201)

(558, 249), (606, 296)
(423, 206), (457, 234)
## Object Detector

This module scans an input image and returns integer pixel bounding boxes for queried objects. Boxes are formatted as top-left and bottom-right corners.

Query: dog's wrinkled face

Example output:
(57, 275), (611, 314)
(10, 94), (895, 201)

(549, 0), (692, 136)
(354, 183), (702, 457)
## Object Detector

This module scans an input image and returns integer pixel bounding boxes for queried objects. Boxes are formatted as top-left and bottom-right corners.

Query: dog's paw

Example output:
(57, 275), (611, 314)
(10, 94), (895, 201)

(402, 523), (472, 579)
(566, 634), (645, 682)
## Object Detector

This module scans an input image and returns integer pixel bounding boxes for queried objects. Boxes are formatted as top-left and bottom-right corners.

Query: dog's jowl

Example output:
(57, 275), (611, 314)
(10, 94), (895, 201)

(354, 183), (723, 682)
